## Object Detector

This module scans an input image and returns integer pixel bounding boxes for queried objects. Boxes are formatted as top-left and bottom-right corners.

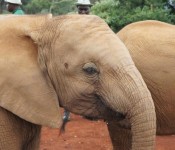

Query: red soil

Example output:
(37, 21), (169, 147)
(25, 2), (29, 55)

(40, 114), (175, 150)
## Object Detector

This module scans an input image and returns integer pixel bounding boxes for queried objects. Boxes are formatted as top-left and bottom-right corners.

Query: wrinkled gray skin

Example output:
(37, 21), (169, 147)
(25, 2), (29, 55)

(0, 15), (156, 150)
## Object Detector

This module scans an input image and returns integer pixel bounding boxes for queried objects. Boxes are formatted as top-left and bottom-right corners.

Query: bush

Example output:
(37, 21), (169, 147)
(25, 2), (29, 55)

(92, 0), (175, 32)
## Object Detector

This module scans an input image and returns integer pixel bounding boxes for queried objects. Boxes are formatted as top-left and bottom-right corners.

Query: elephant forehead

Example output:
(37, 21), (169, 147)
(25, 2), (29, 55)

(38, 15), (131, 66)
(42, 15), (113, 41)
(64, 15), (112, 35)
(57, 17), (115, 45)
(59, 15), (108, 27)
(69, 15), (107, 27)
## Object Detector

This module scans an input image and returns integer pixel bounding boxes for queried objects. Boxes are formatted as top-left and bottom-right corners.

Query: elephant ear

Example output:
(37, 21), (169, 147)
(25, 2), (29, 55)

(0, 14), (62, 128)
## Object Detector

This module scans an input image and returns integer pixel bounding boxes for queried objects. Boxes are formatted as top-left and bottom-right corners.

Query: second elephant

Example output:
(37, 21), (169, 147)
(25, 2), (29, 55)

(107, 20), (175, 149)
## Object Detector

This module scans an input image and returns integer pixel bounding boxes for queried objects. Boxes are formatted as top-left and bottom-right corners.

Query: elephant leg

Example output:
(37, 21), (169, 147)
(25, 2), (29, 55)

(21, 119), (41, 150)
(0, 107), (41, 150)
(107, 120), (132, 150)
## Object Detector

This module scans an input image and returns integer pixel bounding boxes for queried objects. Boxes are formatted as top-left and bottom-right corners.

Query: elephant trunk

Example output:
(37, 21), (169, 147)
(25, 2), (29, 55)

(129, 84), (156, 150)
(100, 63), (156, 149)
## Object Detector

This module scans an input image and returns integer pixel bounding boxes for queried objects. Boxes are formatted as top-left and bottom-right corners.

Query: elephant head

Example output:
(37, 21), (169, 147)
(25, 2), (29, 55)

(0, 14), (156, 149)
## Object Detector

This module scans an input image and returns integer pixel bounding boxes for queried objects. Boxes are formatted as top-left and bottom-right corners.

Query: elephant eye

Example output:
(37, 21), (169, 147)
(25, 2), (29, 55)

(84, 67), (97, 75)
(83, 62), (99, 75)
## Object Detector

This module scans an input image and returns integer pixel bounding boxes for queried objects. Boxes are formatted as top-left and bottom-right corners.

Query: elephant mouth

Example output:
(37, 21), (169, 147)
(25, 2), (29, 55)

(83, 110), (125, 122)
(60, 93), (128, 133)
(83, 116), (99, 121)
(93, 94), (131, 129)
(87, 94), (126, 121)
(61, 93), (126, 122)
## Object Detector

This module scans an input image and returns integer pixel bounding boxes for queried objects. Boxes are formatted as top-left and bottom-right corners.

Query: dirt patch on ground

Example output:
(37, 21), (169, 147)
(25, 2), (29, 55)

(40, 113), (175, 150)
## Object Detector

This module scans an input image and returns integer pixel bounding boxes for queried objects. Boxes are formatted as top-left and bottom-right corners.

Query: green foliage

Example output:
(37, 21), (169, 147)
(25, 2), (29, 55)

(23, 0), (51, 14)
(51, 0), (76, 15)
(92, 0), (175, 32)
(23, 0), (76, 15)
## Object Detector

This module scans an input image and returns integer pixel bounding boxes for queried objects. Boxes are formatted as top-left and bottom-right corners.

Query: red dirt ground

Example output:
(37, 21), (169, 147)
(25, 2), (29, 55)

(40, 113), (175, 150)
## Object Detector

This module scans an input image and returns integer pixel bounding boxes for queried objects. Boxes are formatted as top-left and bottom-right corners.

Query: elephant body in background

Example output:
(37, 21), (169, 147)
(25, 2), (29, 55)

(0, 15), (156, 149)
(107, 20), (175, 149)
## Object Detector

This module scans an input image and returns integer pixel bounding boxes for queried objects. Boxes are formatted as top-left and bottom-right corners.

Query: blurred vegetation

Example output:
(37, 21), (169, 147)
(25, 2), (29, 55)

(23, 0), (77, 15)
(1, 0), (175, 32)
(92, 0), (175, 32)
(0, 0), (79, 14)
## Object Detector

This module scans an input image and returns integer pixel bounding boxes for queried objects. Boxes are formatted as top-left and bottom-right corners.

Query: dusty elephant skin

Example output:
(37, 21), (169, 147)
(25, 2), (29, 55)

(107, 20), (175, 150)
(0, 15), (156, 150)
